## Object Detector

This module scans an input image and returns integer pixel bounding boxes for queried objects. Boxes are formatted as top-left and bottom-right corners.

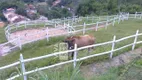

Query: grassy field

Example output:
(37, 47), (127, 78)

(0, 19), (142, 79)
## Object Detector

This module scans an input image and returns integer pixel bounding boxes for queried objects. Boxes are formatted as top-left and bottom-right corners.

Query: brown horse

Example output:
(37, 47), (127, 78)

(63, 35), (96, 59)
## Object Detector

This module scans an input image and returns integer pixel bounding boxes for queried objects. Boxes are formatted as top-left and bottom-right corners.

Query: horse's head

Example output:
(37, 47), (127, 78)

(63, 36), (76, 49)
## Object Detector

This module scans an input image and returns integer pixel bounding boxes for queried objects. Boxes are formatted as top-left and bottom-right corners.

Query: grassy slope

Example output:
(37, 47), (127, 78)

(0, 27), (7, 43)
(0, 19), (142, 67)
(0, 19), (142, 79)
(90, 57), (142, 80)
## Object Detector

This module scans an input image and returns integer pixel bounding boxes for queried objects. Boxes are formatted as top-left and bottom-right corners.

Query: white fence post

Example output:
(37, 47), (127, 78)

(112, 18), (115, 26)
(87, 16), (88, 22)
(105, 20), (108, 29)
(83, 22), (86, 34)
(118, 15), (121, 24)
(67, 23), (70, 36)
(18, 35), (22, 50)
(73, 44), (77, 68)
(132, 30), (139, 50)
(110, 36), (116, 59)
(96, 22), (99, 31)
(55, 22), (57, 28)
(140, 13), (142, 19)
(46, 27), (49, 41)
(20, 54), (27, 80)
(127, 13), (129, 20)
(135, 12), (137, 18)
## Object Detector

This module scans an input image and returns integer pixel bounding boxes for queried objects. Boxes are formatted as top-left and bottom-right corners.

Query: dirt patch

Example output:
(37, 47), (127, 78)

(80, 48), (142, 80)
(9, 27), (68, 44)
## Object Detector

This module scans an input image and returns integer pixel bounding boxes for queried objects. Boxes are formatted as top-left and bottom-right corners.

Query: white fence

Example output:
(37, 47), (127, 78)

(0, 14), (128, 55)
(0, 12), (141, 80)
(0, 29), (141, 80)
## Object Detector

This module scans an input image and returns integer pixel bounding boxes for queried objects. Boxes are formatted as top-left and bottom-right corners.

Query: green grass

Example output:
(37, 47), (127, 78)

(0, 27), (7, 43)
(0, 19), (142, 79)
(12, 57), (142, 80)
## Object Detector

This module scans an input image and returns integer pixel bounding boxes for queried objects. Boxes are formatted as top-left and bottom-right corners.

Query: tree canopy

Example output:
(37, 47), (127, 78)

(0, 0), (142, 21)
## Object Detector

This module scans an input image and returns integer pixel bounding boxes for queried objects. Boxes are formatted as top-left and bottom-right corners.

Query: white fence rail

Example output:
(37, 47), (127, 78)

(1, 13), (129, 55)
(0, 30), (141, 80)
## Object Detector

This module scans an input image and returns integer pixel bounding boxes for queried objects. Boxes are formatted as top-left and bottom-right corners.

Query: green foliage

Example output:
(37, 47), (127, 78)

(30, 63), (84, 80)
(76, 0), (142, 16)
(37, 5), (72, 19)
(0, 0), (26, 21)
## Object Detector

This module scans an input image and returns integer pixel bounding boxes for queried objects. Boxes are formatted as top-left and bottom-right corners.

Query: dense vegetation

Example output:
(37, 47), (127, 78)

(0, 0), (142, 21)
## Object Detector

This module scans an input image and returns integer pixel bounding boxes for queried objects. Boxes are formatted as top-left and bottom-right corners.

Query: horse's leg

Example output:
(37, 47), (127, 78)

(87, 48), (91, 55)
(68, 47), (72, 60)
(88, 47), (95, 55)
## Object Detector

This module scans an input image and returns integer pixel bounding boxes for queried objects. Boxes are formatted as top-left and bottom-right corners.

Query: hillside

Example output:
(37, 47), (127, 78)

(0, 0), (142, 21)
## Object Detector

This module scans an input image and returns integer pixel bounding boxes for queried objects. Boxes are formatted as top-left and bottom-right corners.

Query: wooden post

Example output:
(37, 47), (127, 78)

(73, 44), (77, 68)
(110, 36), (116, 59)
(20, 54), (27, 80)
(18, 35), (22, 50)
(83, 22), (86, 35)
(132, 30), (139, 50)
(46, 27), (49, 41)
(96, 22), (99, 31)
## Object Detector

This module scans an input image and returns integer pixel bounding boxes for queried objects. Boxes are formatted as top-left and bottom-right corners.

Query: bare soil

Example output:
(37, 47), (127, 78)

(9, 27), (68, 44)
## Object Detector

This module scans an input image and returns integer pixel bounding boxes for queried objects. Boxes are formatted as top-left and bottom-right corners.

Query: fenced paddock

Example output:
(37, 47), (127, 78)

(1, 12), (142, 79)
(0, 30), (141, 80)
(0, 13), (129, 55)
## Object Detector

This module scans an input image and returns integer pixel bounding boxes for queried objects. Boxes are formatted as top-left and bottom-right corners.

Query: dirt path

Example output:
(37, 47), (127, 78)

(80, 48), (142, 80)
(9, 27), (67, 44)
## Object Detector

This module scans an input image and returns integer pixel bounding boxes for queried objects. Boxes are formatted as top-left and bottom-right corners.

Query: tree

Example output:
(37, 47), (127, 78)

(0, 0), (26, 21)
